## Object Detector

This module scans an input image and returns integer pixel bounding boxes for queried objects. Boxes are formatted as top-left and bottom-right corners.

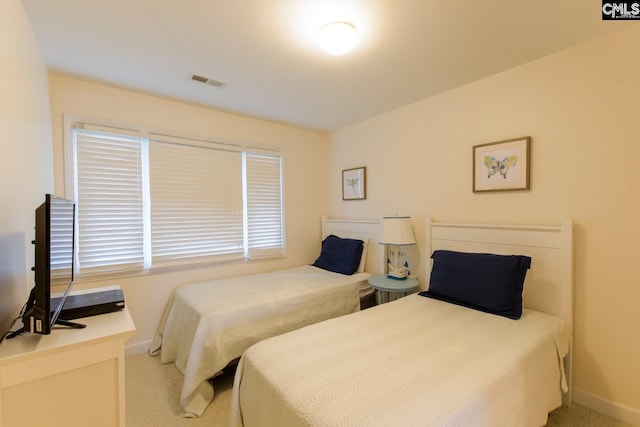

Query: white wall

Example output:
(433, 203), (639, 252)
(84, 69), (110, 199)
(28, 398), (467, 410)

(328, 27), (640, 422)
(0, 0), (53, 328)
(48, 75), (330, 353)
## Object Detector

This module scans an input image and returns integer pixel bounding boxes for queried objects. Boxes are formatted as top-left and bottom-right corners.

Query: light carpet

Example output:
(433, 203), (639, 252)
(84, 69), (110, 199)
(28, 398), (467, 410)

(126, 353), (631, 426)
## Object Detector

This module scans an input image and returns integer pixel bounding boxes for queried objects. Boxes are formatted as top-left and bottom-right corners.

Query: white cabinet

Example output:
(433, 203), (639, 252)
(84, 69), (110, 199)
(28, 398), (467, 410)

(0, 308), (135, 427)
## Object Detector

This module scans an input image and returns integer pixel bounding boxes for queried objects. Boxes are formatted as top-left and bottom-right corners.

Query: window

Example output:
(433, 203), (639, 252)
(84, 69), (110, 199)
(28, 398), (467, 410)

(68, 121), (284, 279)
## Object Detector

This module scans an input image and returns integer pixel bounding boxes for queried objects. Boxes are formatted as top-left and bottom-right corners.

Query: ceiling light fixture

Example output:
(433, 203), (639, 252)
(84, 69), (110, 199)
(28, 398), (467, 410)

(319, 21), (358, 55)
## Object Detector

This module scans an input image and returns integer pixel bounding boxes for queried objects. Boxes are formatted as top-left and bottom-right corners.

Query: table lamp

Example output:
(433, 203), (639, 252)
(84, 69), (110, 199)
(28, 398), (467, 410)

(379, 216), (416, 280)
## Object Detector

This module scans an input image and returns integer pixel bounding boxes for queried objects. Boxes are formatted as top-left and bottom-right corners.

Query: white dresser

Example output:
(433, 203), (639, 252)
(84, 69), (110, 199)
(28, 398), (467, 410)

(0, 308), (135, 427)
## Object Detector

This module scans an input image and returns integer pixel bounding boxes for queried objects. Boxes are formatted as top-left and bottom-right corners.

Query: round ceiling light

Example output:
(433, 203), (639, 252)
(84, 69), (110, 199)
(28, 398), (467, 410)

(319, 21), (358, 55)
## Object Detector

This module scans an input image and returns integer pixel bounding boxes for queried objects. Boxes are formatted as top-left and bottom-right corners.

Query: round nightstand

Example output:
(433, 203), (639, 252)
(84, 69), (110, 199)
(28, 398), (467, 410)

(368, 275), (419, 304)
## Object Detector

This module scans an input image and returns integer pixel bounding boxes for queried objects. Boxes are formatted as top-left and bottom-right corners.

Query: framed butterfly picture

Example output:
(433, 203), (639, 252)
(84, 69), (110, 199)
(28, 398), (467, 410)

(342, 166), (366, 200)
(473, 137), (531, 192)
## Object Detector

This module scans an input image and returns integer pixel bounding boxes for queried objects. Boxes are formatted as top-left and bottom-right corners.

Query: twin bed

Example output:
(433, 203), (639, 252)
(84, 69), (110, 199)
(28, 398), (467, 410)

(229, 218), (574, 427)
(150, 217), (384, 416)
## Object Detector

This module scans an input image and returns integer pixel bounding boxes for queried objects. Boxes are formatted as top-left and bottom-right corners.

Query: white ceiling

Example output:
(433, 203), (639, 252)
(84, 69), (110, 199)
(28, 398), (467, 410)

(21, 0), (629, 132)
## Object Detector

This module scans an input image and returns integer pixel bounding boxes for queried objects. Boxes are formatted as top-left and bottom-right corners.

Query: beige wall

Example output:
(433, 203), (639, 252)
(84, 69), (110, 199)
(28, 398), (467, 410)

(0, 0), (53, 327)
(48, 74), (329, 352)
(6, 0), (638, 419)
(328, 27), (640, 418)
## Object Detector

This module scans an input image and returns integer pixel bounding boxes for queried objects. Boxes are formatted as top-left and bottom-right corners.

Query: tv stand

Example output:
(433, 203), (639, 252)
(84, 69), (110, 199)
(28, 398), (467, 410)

(0, 308), (135, 426)
(5, 318), (86, 341)
(55, 318), (86, 329)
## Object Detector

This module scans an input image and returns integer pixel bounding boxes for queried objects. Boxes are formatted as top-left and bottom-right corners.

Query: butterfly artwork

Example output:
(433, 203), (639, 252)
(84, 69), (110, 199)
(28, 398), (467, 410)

(484, 155), (518, 179)
(473, 137), (530, 192)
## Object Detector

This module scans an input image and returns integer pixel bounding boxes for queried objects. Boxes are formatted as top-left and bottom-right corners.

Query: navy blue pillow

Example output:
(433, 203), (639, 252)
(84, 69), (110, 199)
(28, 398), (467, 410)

(419, 250), (531, 319)
(312, 235), (364, 275)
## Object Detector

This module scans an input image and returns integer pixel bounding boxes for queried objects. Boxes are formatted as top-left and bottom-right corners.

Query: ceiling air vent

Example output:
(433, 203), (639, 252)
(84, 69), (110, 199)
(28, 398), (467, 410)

(190, 73), (226, 88)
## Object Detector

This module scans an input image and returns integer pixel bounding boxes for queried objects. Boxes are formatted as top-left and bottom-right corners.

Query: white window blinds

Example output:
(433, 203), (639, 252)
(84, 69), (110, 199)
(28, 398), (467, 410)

(70, 123), (284, 279)
(245, 151), (284, 259)
(74, 128), (146, 276)
(49, 196), (76, 286)
(149, 139), (244, 268)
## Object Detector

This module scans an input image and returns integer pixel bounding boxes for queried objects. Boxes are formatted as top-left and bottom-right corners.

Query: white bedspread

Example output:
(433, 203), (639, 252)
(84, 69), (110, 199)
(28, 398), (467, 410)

(149, 265), (370, 417)
(230, 294), (570, 427)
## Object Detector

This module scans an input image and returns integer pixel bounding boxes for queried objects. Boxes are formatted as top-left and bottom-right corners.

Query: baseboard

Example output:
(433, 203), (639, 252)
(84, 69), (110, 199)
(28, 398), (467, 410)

(573, 387), (640, 426)
(125, 339), (152, 357)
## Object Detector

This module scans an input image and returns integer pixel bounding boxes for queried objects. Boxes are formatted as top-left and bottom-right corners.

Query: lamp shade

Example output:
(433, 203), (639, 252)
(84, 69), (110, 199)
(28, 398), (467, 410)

(379, 216), (416, 246)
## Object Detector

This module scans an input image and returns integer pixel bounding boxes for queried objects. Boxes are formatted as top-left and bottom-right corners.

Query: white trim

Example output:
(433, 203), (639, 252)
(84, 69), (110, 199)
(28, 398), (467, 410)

(125, 339), (152, 357)
(62, 113), (280, 154)
(573, 387), (640, 426)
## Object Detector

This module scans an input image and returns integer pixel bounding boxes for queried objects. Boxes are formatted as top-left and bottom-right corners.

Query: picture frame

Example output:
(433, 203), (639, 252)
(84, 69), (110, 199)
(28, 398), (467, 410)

(473, 137), (531, 193)
(342, 167), (366, 200)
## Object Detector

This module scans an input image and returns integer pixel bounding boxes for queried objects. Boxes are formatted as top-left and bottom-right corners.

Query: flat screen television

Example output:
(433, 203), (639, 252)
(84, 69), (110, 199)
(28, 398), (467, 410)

(9, 194), (85, 338)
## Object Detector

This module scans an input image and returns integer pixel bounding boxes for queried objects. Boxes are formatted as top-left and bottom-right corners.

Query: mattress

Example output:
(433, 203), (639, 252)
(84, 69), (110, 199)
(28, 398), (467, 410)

(230, 294), (570, 427)
(149, 265), (371, 416)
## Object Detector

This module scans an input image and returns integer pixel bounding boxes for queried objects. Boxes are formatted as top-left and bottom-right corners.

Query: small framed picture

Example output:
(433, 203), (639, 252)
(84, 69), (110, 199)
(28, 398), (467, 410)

(342, 167), (366, 200)
(473, 137), (531, 192)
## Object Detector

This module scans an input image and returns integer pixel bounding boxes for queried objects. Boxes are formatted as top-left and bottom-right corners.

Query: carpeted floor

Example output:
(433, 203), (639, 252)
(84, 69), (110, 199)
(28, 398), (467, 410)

(126, 353), (632, 426)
